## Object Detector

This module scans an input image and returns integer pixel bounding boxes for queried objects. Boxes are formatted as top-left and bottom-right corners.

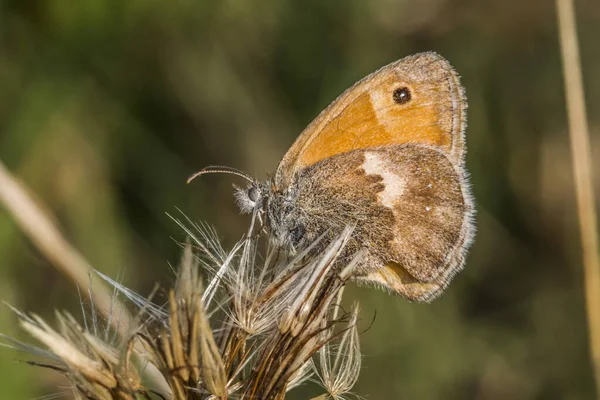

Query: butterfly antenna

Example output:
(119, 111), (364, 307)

(187, 165), (254, 184)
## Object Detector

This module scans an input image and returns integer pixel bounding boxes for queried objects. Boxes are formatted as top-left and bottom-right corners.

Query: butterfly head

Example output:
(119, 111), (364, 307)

(188, 165), (267, 215)
(234, 180), (268, 214)
(234, 178), (305, 251)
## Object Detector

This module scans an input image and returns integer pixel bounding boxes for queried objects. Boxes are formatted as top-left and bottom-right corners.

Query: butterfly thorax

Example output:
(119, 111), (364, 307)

(263, 180), (308, 252)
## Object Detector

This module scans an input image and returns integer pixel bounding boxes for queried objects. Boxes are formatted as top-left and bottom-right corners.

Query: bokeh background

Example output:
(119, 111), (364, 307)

(1, 0), (600, 398)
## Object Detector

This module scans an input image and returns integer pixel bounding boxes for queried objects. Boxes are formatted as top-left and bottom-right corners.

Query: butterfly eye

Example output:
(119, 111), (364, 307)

(393, 87), (411, 104)
(248, 187), (259, 202)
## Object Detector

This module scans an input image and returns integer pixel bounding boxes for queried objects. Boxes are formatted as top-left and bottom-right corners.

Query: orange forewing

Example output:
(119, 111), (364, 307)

(298, 83), (452, 166)
(275, 52), (466, 187)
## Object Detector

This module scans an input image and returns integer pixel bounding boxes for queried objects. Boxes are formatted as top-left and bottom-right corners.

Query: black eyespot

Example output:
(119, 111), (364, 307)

(393, 87), (411, 104)
(248, 187), (259, 202)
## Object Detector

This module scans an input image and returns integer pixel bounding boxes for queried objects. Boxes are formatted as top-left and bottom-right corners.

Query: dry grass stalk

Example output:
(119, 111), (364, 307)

(0, 157), (170, 395)
(0, 159), (127, 328)
(1, 212), (363, 399)
(555, 0), (600, 396)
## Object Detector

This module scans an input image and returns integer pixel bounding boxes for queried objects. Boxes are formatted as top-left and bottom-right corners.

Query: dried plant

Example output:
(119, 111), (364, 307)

(0, 211), (363, 400)
(556, 0), (600, 396)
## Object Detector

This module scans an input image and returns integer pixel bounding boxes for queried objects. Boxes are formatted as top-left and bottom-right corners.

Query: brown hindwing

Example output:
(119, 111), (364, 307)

(291, 143), (474, 301)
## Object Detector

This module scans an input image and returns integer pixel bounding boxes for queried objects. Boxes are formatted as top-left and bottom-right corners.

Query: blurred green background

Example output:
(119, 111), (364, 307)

(1, 0), (600, 398)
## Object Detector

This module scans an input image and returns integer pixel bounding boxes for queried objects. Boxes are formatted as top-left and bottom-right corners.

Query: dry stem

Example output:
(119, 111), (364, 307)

(0, 158), (170, 396)
(556, 0), (600, 396)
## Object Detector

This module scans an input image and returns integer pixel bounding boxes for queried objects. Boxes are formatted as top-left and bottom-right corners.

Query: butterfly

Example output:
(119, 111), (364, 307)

(190, 52), (475, 302)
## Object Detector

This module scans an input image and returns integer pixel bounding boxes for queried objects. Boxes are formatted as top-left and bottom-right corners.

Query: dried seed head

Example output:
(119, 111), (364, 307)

(1, 213), (365, 400)
(314, 303), (362, 400)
